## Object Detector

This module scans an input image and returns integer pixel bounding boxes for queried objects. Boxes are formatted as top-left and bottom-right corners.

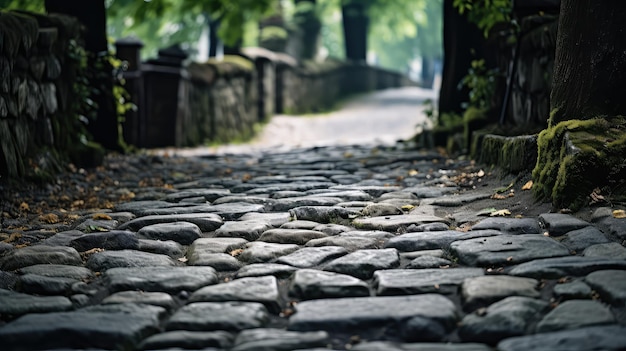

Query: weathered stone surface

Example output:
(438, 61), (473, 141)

(232, 328), (329, 351)
(238, 242), (300, 263)
(69, 230), (138, 251)
(280, 220), (321, 230)
(386, 230), (500, 252)
(164, 188), (231, 202)
(138, 239), (185, 258)
(18, 264), (93, 280)
(400, 249), (446, 259)
(102, 291), (176, 310)
(0, 288), (73, 315)
(166, 302), (269, 331)
(406, 222), (450, 232)
(308, 190), (373, 201)
(306, 236), (382, 251)
(583, 243), (626, 259)
(86, 250), (177, 271)
(553, 281), (592, 300)
(39, 230), (85, 246)
(75, 218), (120, 232)
(277, 246), (348, 268)
(189, 276), (281, 313)
(19, 274), (77, 295)
(313, 223), (353, 235)
(353, 214), (448, 232)
(462, 275), (540, 310)
(271, 197), (343, 211)
(289, 269), (370, 300)
(430, 193), (492, 207)
(259, 228), (328, 245)
(329, 185), (401, 198)
(139, 330), (234, 350)
(288, 294), (457, 332)
(214, 220), (273, 241)
(352, 342), (493, 351)
(471, 217), (541, 234)
(189, 252), (243, 270)
(374, 268), (484, 295)
(208, 202), (267, 220)
(119, 213), (223, 231)
(450, 234), (570, 266)
(324, 248), (400, 279)
(137, 221), (202, 245)
(0, 245), (82, 271)
(497, 325), (626, 351)
(509, 256), (626, 279)
(362, 203), (404, 217)
(0, 304), (165, 350)
(339, 230), (394, 239)
(289, 206), (360, 223)
(538, 213), (590, 236)
(559, 226), (610, 252)
(585, 270), (626, 305)
(235, 263), (298, 279)
(406, 255), (453, 269)
(459, 296), (548, 344)
(239, 212), (292, 227)
(535, 300), (615, 333)
(105, 266), (218, 293)
(188, 237), (248, 256)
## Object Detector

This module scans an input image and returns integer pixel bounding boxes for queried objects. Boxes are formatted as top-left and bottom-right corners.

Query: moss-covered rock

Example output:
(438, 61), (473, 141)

(532, 116), (626, 210)
(478, 134), (538, 173)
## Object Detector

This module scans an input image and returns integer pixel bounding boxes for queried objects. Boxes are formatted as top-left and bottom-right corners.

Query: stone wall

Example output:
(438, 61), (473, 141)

(0, 11), (92, 178)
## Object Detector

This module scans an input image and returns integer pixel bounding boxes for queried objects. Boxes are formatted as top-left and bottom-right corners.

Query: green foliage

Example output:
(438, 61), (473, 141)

(453, 0), (512, 37)
(0, 0), (44, 12)
(260, 25), (288, 41)
(460, 59), (499, 110)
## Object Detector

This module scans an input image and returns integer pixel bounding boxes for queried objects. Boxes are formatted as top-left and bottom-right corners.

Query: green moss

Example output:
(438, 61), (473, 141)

(205, 55), (254, 75)
(533, 116), (626, 210)
(260, 26), (288, 41)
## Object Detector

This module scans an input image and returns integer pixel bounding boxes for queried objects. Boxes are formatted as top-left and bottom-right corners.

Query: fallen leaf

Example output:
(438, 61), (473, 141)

(39, 213), (60, 224)
(3, 233), (22, 243)
(93, 213), (112, 220)
(19, 202), (30, 212)
(490, 209), (511, 217)
(177, 257), (188, 263)
(230, 248), (244, 257)
(521, 180), (533, 190)
(401, 205), (415, 211)
(408, 169), (418, 176)
(476, 207), (497, 216)
(613, 210), (626, 219)
(495, 182), (514, 193)
(477, 170), (485, 177)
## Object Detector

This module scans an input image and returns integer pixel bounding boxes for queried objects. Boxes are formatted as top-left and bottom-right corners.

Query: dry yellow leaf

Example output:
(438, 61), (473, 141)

(177, 257), (189, 263)
(401, 205), (415, 211)
(230, 248), (244, 257)
(3, 233), (22, 243)
(521, 180), (533, 190)
(613, 210), (626, 219)
(19, 202), (30, 212)
(40, 213), (60, 224)
(408, 169), (419, 176)
(490, 209), (511, 217)
(92, 213), (112, 220)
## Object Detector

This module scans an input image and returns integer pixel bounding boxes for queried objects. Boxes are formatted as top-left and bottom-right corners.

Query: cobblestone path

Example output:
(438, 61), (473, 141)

(2, 92), (626, 350)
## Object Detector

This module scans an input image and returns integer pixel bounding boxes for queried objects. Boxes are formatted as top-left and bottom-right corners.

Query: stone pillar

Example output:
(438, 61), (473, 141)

(115, 37), (144, 147)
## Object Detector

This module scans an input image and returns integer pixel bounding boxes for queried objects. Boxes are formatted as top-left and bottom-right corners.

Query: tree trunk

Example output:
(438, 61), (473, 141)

(341, 1), (368, 62)
(45, 0), (121, 151)
(549, 0), (626, 125)
(438, 0), (486, 115)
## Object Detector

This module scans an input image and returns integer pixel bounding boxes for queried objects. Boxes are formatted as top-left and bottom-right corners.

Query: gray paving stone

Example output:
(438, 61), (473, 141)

(305, 236), (382, 251)
(386, 230), (500, 252)
(137, 239), (185, 258)
(75, 218), (120, 232)
(307, 190), (373, 201)
(324, 248), (400, 279)
(362, 203), (404, 217)
(450, 234), (570, 266)
(189, 237), (248, 256)
(189, 252), (243, 270)
(339, 230), (395, 239)
(235, 263), (298, 279)
(239, 212), (292, 227)
(559, 226), (610, 252)
(400, 249), (446, 260)
(164, 188), (231, 202)
(214, 220), (273, 241)
(329, 185), (402, 198)
(139, 330), (234, 350)
(536, 299), (615, 333)
(462, 275), (540, 310)
(102, 291), (176, 310)
(271, 197), (343, 211)
(115, 200), (187, 213)
(277, 246), (348, 268)
(313, 223), (353, 235)
(553, 280), (592, 300)
(86, 249), (177, 271)
(20, 273), (77, 295)
(373, 268), (484, 295)
(509, 256), (626, 279)
(595, 216), (626, 240)
(137, 221), (202, 245)
(459, 296), (548, 344)
(289, 206), (360, 223)
(189, 276), (281, 313)
(69, 230), (139, 251)
(497, 325), (626, 351)
(352, 342), (493, 351)
(237, 242), (300, 263)
(406, 222), (450, 232)
(288, 294), (457, 333)
(166, 302), (269, 332)
(0, 245), (82, 271)
(583, 242), (626, 259)
(18, 264), (94, 280)
(406, 255), (453, 269)
(585, 270), (626, 305)
(208, 202), (267, 220)
(0, 288), (73, 315)
(289, 269), (370, 300)
(118, 213), (223, 232)
(280, 220), (321, 230)
(430, 192), (492, 207)
(258, 228), (328, 245)
(353, 214), (448, 232)
(106, 266), (218, 293)
(39, 230), (85, 246)
(131, 204), (216, 216)
(213, 195), (275, 206)
(232, 328), (329, 351)
(0, 303), (165, 350)
(538, 213), (590, 236)
(471, 217), (541, 234)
